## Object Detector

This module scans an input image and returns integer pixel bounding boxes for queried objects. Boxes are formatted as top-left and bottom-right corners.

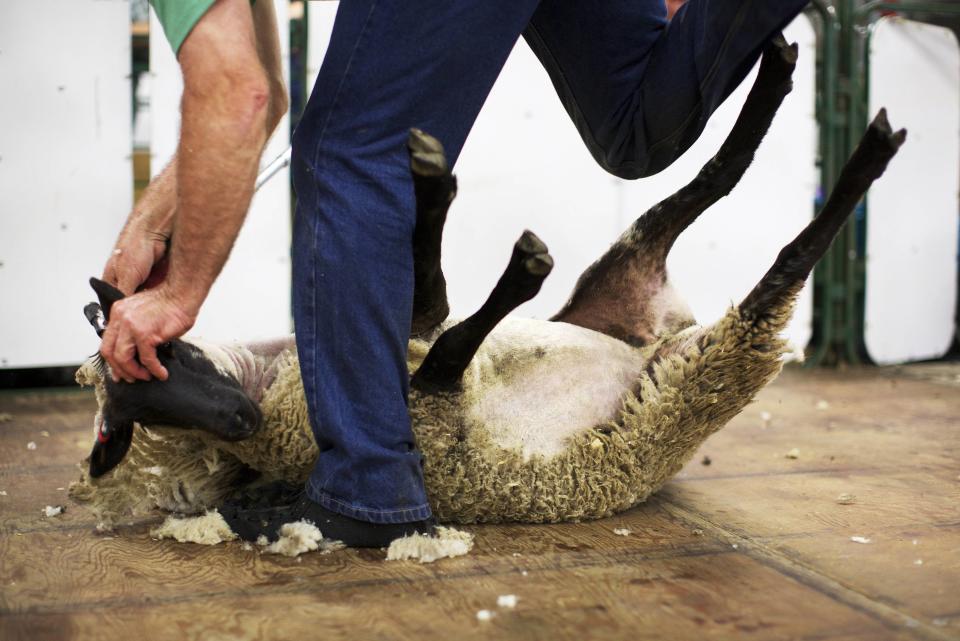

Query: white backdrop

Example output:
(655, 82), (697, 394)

(0, 8), (836, 369)
(150, 1), (293, 344)
(304, 12), (817, 349)
(0, 0), (132, 368)
(453, 17), (817, 353)
(865, 18), (960, 365)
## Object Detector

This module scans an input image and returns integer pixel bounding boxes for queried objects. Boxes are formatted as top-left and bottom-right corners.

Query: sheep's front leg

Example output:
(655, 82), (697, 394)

(409, 129), (458, 336)
(411, 230), (553, 393)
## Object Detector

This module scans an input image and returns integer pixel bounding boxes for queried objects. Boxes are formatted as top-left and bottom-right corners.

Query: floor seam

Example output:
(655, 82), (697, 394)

(659, 498), (955, 641)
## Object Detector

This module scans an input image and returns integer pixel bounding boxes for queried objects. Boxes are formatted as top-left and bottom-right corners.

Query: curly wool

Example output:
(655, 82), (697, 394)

(70, 304), (787, 526)
(414, 308), (786, 523)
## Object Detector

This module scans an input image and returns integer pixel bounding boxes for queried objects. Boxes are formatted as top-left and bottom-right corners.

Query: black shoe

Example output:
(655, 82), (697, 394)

(219, 482), (434, 548)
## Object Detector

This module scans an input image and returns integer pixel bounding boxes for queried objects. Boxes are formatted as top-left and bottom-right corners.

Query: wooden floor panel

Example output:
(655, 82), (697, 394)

(0, 551), (905, 641)
(663, 467), (960, 537)
(1, 365), (958, 641)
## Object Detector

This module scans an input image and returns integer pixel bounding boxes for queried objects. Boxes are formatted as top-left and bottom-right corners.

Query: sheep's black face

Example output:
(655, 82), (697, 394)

(84, 278), (262, 478)
(90, 339), (263, 478)
(105, 339), (262, 436)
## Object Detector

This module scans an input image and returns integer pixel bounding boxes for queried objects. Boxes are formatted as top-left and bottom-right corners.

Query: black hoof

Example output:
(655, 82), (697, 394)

(408, 129), (448, 177)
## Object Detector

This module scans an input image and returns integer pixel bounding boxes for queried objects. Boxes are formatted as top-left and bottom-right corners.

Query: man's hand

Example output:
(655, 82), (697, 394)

(103, 158), (178, 295)
(99, 287), (197, 383)
(103, 224), (169, 295)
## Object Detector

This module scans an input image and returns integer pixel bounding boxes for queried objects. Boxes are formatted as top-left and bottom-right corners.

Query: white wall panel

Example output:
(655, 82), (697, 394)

(0, 0), (131, 368)
(453, 16), (817, 353)
(303, 14), (816, 345)
(866, 18), (959, 365)
(150, 1), (292, 344)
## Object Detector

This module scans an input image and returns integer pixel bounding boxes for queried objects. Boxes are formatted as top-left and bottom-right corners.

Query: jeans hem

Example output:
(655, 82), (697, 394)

(306, 478), (433, 524)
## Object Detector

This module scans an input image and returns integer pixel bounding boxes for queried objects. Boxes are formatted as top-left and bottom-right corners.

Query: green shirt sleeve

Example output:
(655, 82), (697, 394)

(150, 0), (217, 54)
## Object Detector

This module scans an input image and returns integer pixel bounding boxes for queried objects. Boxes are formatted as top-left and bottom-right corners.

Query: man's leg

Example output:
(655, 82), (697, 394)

(285, 0), (541, 544)
(523, 0), (809, 179)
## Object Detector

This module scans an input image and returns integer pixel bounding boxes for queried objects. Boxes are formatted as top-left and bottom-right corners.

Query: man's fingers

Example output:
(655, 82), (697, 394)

(136, 339), (169, 381)
(102, 260), (120, 288)
(117, 273), (140, 297)
(99, 326), (122, 383)
(108, 325), (150, 383)
(116, 336), (151, 382)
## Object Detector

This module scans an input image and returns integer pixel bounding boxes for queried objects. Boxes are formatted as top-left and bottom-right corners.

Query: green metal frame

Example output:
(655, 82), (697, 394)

(806, 0), (960, 366)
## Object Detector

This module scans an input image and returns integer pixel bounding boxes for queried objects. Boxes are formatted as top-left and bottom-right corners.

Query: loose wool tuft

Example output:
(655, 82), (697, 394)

(151, 509), (237, 545)
(385, 526), (474, 563)
(70, 302), (789, 530)
(263, 521), (345, 557)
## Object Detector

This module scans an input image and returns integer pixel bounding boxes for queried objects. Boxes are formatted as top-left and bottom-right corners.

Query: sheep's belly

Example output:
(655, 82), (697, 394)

(458, 318), (646, 460)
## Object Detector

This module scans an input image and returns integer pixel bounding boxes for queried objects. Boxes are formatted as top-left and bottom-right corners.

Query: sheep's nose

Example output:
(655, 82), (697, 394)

(226, 400), (262, 441)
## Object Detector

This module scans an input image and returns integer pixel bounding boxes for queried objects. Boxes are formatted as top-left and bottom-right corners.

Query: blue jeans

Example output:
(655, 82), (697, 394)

(291, 0), (808, 523)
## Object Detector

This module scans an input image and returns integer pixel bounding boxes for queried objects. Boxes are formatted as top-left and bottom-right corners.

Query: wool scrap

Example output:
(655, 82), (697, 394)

(386, 525), (474, 563)
(613, 527), (631, 536)
(476, 610), (494, 622)
(263, 520), (344, 557)
(497, 594), (518, 608)
(43, 505), (64, 517)
(151, 509), (237, 545)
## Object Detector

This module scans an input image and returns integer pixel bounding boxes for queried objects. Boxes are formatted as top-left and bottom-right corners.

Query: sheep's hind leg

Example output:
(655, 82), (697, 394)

(411, 230), (554, 393)
(740, 109), (906, 322)
(409, 129), (458, 336)
(552, 34), (798, 346)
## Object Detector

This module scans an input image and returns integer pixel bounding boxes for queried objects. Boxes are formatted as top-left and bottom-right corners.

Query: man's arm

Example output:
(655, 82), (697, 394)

(103, 0), (288, 297)
(101, 0), (280, 383)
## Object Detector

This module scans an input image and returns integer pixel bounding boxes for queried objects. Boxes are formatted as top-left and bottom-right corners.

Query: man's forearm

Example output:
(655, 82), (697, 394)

(122, 157), (178, 239)
(163, 0), (272, 313)
(166, 81), (269, 312)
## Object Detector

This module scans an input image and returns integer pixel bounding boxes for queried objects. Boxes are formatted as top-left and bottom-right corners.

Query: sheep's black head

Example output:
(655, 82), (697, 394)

(84, 278), (262, 478)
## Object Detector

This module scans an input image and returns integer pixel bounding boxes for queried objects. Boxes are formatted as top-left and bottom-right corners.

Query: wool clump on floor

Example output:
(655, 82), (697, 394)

(151, 509), (237, 545)
(150, 511), (471, 561)
(385, 526), (474, 563)
(147, 511), (371, 558)
(262, 520), (344, 557)
(497, 594), (518, 608)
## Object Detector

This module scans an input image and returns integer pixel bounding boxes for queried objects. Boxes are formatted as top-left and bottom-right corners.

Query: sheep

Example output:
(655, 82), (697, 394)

(69, 36), (905, 530)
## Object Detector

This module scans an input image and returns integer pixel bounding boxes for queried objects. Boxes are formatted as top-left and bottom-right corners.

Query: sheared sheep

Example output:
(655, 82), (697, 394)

(70, 37), (905, 530)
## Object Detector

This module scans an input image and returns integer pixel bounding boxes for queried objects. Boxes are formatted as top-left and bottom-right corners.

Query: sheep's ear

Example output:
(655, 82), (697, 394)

(88, 417), (134, 478)
(89, 277), (125, 322)
(83, 302), (105, 338)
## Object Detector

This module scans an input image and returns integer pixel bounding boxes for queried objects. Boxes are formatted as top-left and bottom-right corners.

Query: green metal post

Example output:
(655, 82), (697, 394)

(808, 0), (843, 366)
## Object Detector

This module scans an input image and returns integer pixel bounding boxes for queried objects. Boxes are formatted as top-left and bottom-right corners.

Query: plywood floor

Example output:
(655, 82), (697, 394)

(1, 365), (958, 641)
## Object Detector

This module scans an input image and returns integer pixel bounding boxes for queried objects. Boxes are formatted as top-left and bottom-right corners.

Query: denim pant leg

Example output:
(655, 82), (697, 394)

(291, 0), (540, 524)
(524, 0), (810, 179)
